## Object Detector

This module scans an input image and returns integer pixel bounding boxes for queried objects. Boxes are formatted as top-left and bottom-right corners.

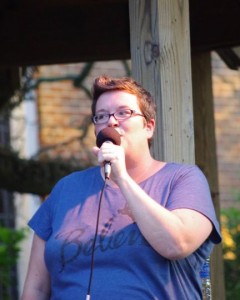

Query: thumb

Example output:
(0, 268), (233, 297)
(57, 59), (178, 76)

(92, 146), (100, 158)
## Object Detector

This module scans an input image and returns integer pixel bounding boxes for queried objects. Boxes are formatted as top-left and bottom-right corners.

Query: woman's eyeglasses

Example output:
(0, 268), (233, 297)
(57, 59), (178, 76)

(92, 109), (145, 125)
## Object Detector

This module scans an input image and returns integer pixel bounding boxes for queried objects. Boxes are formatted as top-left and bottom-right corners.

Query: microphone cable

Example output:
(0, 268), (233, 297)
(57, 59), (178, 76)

(86, 177), (108, 300)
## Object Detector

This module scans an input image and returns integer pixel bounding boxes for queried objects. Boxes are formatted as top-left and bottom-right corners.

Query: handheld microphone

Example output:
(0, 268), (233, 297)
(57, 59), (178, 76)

(96, 128), (121, 179)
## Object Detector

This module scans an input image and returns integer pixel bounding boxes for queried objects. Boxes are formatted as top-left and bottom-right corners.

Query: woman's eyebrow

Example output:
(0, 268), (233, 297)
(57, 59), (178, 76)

(96, 105), (130, 113)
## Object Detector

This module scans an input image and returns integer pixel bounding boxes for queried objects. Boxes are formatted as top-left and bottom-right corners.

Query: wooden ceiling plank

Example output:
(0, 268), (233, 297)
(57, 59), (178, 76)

(0, 1), (130, 66)
(0, 0), (240, 65)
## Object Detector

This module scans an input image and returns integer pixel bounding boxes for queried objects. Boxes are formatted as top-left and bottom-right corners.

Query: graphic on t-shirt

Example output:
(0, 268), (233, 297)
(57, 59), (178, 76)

(55, 202), (147, 272)
(117, 203), (135, 221)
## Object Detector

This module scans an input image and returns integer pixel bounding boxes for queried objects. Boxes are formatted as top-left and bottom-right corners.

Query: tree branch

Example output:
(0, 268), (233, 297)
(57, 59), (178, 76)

(0, 148), (90, 196)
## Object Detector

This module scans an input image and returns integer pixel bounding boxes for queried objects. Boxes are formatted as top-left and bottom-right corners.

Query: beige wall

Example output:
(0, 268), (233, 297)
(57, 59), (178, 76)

(212, 52), (240, 207)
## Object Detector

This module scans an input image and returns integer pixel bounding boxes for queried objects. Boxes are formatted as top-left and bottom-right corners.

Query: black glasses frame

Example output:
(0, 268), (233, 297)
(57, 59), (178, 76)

(92, 109), (145, 125)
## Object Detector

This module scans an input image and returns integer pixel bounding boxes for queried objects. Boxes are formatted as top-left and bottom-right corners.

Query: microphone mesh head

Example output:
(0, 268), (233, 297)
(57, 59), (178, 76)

(96, 128), (121, 148)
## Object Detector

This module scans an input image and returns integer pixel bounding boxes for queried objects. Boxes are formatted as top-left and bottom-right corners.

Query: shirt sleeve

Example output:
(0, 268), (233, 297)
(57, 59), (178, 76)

(167, 165), (222, 244)
(28, 178), (64, 241)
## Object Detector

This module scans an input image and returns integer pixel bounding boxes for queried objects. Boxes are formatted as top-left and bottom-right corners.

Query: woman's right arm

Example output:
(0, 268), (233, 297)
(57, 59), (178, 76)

(21, 234), (51, 300)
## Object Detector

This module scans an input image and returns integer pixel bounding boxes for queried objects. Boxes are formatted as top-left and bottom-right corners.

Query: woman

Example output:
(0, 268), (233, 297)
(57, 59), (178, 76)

(21, 75), (221, 300)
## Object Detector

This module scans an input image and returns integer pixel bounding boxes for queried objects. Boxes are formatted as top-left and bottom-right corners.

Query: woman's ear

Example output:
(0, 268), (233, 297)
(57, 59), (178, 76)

(146, 119), (155, 137)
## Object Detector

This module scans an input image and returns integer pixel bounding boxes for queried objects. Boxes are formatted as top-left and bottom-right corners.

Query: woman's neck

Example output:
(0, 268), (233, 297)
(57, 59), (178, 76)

(126, 157), (165, 183)
(102, 156), (165, 188)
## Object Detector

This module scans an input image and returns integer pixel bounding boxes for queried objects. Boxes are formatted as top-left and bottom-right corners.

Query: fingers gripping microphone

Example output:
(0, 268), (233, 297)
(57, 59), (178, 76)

(96, 128), (121, 179)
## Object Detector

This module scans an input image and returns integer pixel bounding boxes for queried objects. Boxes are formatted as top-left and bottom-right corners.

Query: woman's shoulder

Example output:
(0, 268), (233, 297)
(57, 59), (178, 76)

(60, 165), (100, 182)
(159, 162), (202, 176)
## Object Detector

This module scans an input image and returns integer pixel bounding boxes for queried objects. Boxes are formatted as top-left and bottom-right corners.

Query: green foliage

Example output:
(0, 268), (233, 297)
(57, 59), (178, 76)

(221, 200), (240, 299)
(0, 226), (27, 300)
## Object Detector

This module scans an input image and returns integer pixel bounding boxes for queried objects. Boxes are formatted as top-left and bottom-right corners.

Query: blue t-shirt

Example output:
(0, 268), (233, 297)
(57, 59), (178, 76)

(29, 163), (221, 300)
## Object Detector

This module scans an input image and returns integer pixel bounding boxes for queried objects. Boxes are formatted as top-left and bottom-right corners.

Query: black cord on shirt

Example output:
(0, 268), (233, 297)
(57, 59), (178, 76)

(86, 178), (107, 300)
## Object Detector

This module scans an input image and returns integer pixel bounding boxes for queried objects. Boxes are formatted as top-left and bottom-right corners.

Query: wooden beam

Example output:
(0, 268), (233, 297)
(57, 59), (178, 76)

(0, 1), (130, 66)
(217, 47), (240, 70)
(129, 0), (194, 163)
(190, 0), (240, 53)
(192, 52), (225, 300)
(0, 67), (21, 109)
(1, 0), (240, 66)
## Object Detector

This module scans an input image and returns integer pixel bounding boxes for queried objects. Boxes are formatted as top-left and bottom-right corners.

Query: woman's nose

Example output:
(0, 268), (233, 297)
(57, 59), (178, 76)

(107, 114), (119, 126)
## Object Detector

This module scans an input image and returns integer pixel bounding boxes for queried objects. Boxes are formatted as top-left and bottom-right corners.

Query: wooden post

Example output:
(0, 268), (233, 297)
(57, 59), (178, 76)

(192, 52), (225, 300)
(129, 0), (225, 298)
(129, 0), (194, 163)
